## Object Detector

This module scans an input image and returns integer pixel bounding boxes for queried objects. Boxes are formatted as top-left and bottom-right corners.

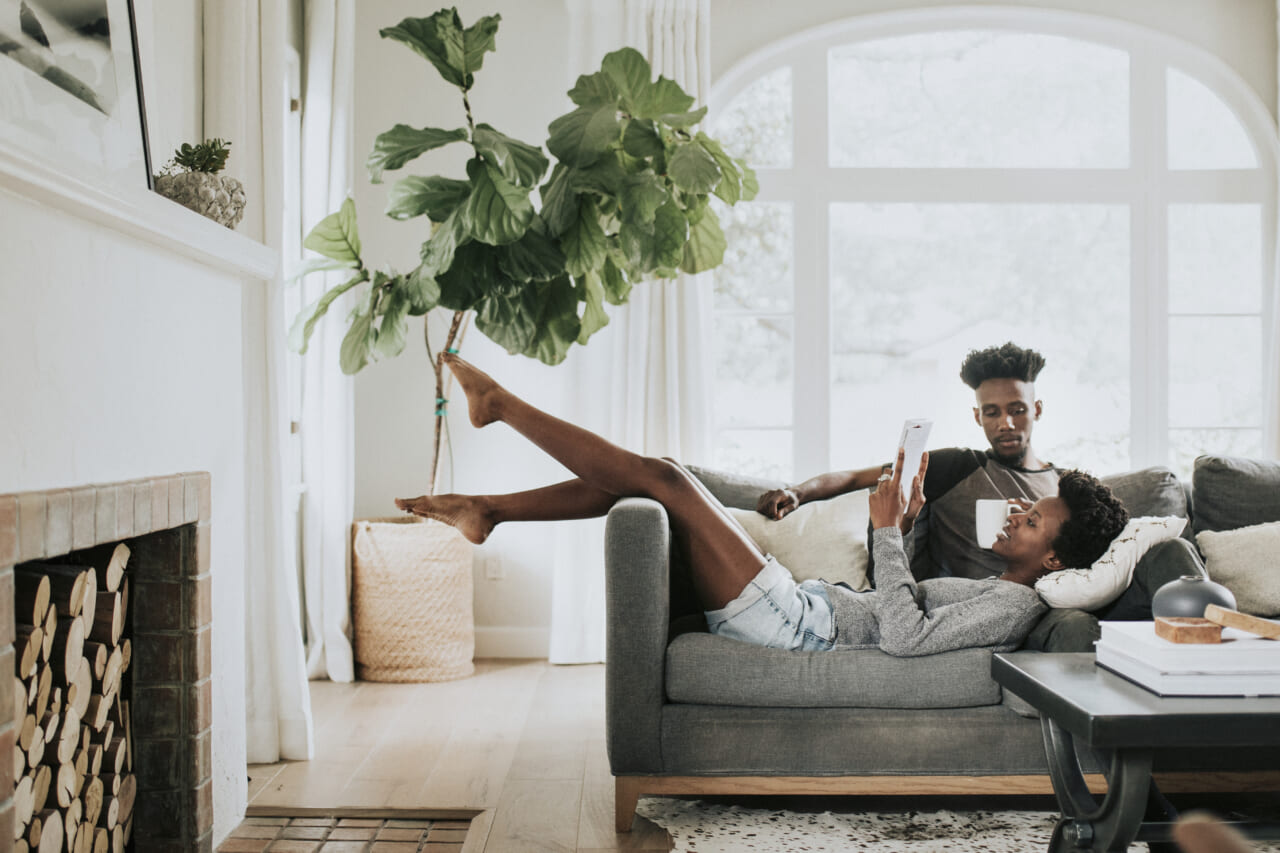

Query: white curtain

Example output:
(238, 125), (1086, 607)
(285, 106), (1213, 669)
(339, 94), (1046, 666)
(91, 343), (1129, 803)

(549, 0), (714, 663)
(1271, 3), (1280, 459)
(299, 0), (357, 682)
(208, 1), (316, 762)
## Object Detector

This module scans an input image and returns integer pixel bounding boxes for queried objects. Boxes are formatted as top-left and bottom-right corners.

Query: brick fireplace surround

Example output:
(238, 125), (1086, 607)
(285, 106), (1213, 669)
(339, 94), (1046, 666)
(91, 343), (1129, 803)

(0, 472), (213, 852)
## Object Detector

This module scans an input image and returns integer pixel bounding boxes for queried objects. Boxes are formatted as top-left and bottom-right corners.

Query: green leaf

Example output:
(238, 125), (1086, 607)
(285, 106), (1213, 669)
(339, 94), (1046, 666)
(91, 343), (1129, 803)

(366, 125), (468, 183)
(380, 11), (500, 90)
(522, 276), (582, 365)
(420, 207), (469, 275)
(338, 289), (377, 374)
(657, 105), (707, 129)
(538, 164), (577, 237)
(575, 271), (609, 345)
(601, 256), (631, 306)
(303, 197), (361, 263)
(740, 162), (760, 200)
(696, 133), (741, 204)
(287, 255), (357, 282)
(619, 173), (667, 225)
(618, 218), (655, 273)
(385, 175), (472, 221)
(546, 104), (622, 169)
(472, 124), (548, 188)
(567, 71), (619, 109)
(436, 241), (500, 310)
(621, 119), (663, 159)
(652, 200), (688, 270)
(561, 196), (607, 277)
(464, 158), (535, 245)
(288, 270), (368, 354)
(667, 140), (721, 194)
(475, 287), (537, 355)
(404, 263), (441, 315)
(681, 205), (727, 274)
(462, 14), (502, 78)
(569, 155), (628, 198)
(498, 225), (566, 282)
(631, 76), (695, 121)
(600, 48), (651, 106)
(380, 11), (468, 88)
(372, 275), (411, 360)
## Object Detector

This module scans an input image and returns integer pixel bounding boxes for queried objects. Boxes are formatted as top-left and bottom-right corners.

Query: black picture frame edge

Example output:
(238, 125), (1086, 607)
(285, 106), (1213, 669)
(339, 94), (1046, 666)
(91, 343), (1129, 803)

(125, 0), (153, 190)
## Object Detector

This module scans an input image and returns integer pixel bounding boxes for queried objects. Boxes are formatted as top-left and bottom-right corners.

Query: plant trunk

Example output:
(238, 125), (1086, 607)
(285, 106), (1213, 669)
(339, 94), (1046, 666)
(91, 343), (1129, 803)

(427, 311), (469, 495)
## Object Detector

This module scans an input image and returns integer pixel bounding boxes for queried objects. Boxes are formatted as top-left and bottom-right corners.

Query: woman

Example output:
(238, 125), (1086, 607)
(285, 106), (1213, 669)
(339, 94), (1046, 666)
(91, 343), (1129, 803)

(397, 355), (1128, 656)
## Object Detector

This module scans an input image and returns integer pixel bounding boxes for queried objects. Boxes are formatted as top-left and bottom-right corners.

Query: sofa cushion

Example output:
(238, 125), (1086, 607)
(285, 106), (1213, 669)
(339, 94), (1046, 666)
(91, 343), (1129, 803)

(726, 492), (871, 591)
(1192, 455), (1280, 535)
(687, 464), (783, 511)
(664, 632), (1002, 709)
(1100, 467), (1188, 521)
(1197, 521), (1280, 617)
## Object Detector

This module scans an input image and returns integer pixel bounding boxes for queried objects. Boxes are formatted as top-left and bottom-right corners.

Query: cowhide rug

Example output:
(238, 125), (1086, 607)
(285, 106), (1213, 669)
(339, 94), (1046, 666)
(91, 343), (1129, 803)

(637, 797), (1280, 853)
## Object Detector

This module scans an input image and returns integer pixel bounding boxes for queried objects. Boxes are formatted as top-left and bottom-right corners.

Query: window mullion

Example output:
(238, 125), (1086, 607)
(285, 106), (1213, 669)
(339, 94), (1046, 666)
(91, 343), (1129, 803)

(790, 48), (830, 480)
(1131, 41), (1169, 469)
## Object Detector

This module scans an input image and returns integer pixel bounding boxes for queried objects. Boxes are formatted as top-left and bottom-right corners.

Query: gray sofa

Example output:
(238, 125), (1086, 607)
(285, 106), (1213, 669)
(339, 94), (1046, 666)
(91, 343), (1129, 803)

(604, 455), (1280, 830)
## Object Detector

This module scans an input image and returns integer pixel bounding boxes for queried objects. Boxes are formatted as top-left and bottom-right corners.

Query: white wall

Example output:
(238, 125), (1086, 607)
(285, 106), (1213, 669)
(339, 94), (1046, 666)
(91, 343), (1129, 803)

(0, 0), (261, 843)
(349, 0), (1278, 657)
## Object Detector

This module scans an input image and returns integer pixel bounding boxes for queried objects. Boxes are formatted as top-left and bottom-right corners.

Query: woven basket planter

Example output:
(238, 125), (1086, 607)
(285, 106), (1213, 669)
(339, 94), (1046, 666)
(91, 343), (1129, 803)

(352, 516), (475, 682)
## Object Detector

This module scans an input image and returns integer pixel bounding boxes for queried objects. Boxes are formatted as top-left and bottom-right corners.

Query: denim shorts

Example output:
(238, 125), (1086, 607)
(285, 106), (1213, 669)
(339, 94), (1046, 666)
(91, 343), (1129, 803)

(704, 556), (836, 652)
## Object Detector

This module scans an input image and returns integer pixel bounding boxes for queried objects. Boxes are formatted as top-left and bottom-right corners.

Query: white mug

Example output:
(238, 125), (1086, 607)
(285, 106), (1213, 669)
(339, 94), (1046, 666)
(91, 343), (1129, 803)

(974, 499), (1016, 549)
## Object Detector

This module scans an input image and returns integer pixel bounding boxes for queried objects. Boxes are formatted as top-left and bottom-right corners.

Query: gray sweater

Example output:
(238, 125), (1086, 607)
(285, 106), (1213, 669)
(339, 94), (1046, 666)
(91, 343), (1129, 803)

(824, 528), (1047, 656)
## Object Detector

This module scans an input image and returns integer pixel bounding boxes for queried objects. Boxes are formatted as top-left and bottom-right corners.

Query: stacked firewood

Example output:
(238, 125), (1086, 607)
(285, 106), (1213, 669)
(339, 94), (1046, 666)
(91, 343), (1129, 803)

(11, 544), (134, 853)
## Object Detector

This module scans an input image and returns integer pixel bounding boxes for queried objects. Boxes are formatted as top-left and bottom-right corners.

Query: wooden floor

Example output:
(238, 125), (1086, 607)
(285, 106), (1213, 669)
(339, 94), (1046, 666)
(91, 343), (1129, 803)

(246, 660), (672, 853)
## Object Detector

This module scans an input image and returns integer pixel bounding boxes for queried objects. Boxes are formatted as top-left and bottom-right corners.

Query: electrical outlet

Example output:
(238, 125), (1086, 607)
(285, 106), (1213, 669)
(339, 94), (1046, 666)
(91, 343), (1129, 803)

(485, 554), (505, 580)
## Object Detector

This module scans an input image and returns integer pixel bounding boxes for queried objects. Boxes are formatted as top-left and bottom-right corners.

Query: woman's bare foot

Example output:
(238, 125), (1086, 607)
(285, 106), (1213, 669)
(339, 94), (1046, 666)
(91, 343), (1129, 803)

(394, 493), (497, 544)
(443, 353), (503, 428)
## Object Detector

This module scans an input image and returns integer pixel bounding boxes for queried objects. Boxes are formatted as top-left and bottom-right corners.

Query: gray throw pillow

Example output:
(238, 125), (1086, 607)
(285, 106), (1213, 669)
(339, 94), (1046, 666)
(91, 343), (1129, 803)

(1192, 455), (1280, 535)
(1101, 466), (1188, 519)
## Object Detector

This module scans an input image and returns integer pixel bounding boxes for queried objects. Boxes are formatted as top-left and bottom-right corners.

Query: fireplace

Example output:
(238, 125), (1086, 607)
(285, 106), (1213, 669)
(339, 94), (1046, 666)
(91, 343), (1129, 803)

(1, 473), (213, 852)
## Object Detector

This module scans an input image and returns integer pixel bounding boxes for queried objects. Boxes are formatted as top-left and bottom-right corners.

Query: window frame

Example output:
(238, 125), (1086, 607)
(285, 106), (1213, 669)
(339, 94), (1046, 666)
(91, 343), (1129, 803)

(708, 6), (1278, 478)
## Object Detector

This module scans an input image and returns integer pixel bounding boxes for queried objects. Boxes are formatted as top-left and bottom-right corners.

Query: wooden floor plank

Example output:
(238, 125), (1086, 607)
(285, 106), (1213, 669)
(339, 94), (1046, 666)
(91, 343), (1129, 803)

(482, 779), (583, 853)
(575, 738), (669, 851)
(415, 660), (546, 809)
(506, 664), (596, 783)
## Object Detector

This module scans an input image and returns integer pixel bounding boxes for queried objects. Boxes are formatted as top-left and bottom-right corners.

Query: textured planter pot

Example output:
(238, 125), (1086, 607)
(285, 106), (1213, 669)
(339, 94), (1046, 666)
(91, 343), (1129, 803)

(351, 516), (475, 682)
(154, 171), (247, 229)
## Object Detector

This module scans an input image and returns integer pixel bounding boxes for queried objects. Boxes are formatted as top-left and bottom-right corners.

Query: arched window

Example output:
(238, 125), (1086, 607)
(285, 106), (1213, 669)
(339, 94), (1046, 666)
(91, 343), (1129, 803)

(708, 9), (1277, 480)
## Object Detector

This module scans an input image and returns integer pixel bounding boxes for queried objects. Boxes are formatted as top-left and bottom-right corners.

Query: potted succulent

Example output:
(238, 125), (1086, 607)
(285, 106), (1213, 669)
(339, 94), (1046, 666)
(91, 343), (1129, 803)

(290, 7), (756, 681)
(153, 138), (247, 229)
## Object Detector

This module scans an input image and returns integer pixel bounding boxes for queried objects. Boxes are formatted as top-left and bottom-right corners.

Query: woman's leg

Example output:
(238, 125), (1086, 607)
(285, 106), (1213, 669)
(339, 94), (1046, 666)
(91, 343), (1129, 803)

(439, 354), (765, 609)
(396, 479), (617, 544)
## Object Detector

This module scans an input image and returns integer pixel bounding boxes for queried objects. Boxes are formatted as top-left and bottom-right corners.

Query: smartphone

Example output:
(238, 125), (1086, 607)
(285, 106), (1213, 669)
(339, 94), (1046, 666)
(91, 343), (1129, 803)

(896, 418), (933, 499)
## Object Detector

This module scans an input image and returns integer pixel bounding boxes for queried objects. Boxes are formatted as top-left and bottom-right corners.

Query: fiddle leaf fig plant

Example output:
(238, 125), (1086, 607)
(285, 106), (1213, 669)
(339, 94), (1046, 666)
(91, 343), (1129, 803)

(290, 7), (756, 492)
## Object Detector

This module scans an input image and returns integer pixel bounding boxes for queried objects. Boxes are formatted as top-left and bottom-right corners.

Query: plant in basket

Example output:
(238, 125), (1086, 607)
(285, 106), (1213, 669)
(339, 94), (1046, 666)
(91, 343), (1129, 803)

(290, 7), (756, 681)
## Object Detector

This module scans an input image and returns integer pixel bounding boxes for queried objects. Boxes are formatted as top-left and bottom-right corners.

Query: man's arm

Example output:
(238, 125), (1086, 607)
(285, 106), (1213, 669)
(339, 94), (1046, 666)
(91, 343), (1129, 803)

(756, 464), (889, 519)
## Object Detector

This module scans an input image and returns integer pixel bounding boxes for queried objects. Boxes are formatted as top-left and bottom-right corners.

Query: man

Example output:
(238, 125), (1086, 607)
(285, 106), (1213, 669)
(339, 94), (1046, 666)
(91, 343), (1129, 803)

(756, 342), (1061, 580)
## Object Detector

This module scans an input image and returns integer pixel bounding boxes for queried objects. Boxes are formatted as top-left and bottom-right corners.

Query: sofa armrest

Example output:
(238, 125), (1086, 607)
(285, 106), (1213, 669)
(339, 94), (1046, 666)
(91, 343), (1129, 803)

(604, 497), (672, 774)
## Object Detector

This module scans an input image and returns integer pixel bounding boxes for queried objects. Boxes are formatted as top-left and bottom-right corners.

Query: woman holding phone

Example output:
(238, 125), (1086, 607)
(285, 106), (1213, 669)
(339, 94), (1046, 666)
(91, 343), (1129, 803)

(397, 355), (1128, 656)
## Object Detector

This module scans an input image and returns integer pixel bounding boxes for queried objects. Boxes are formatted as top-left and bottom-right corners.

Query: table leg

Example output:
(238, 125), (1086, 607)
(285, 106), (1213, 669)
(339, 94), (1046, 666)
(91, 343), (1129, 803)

(1041, 717), (1154, 852)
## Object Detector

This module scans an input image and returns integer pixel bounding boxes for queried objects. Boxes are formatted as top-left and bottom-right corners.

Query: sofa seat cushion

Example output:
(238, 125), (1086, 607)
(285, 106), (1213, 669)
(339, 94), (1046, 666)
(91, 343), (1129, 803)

(665, 633), (1002, 709)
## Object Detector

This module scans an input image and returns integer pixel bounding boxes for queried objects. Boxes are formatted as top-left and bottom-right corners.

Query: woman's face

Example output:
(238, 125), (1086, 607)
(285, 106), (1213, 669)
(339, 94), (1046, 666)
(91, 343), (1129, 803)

(990, 496), (1068, 568)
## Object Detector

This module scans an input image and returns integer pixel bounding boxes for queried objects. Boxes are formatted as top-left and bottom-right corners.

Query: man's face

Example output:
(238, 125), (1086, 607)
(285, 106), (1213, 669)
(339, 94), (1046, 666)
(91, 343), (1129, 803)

(990, 496), (1068, 568)
(973, 378), (1041, 465)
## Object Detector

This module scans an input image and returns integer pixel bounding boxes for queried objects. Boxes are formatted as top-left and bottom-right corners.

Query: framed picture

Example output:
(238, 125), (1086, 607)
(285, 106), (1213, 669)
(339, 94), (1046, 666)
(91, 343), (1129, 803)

(0, 0), (152, 191)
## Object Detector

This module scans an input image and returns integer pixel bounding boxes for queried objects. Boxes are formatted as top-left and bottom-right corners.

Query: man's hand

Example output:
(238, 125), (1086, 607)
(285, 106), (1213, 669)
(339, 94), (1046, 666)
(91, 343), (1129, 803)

(756, 487), (800, 520)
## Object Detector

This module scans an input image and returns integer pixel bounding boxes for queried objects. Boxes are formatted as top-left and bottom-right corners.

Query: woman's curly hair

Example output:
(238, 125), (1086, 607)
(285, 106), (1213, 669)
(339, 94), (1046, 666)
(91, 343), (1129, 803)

(960, 342), (1046, 390)
(1052, 470), (1130, 568)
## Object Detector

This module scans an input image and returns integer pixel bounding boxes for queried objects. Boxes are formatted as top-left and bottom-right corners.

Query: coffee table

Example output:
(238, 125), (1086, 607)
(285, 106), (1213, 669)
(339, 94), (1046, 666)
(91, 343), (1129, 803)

(992, 652), (1280, 852)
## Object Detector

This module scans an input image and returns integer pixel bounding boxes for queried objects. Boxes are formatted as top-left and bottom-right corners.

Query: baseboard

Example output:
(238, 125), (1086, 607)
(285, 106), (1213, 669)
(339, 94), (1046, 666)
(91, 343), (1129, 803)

(474, 626), (550, 658)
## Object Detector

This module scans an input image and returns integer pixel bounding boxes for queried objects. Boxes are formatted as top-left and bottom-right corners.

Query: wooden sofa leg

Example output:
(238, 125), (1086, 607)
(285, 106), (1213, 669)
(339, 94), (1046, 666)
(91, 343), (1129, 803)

(615, 776), (641, 832)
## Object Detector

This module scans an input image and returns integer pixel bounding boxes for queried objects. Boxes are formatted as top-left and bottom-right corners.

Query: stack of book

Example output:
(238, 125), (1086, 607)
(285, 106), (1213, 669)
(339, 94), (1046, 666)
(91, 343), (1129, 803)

(1096, 621), (1280, 696)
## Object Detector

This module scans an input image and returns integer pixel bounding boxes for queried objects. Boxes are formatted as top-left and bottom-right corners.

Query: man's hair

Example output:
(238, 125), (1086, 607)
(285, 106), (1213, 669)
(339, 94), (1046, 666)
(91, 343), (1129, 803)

(1052, 470), (1129, 568)
(959, 342), (1046, 390)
